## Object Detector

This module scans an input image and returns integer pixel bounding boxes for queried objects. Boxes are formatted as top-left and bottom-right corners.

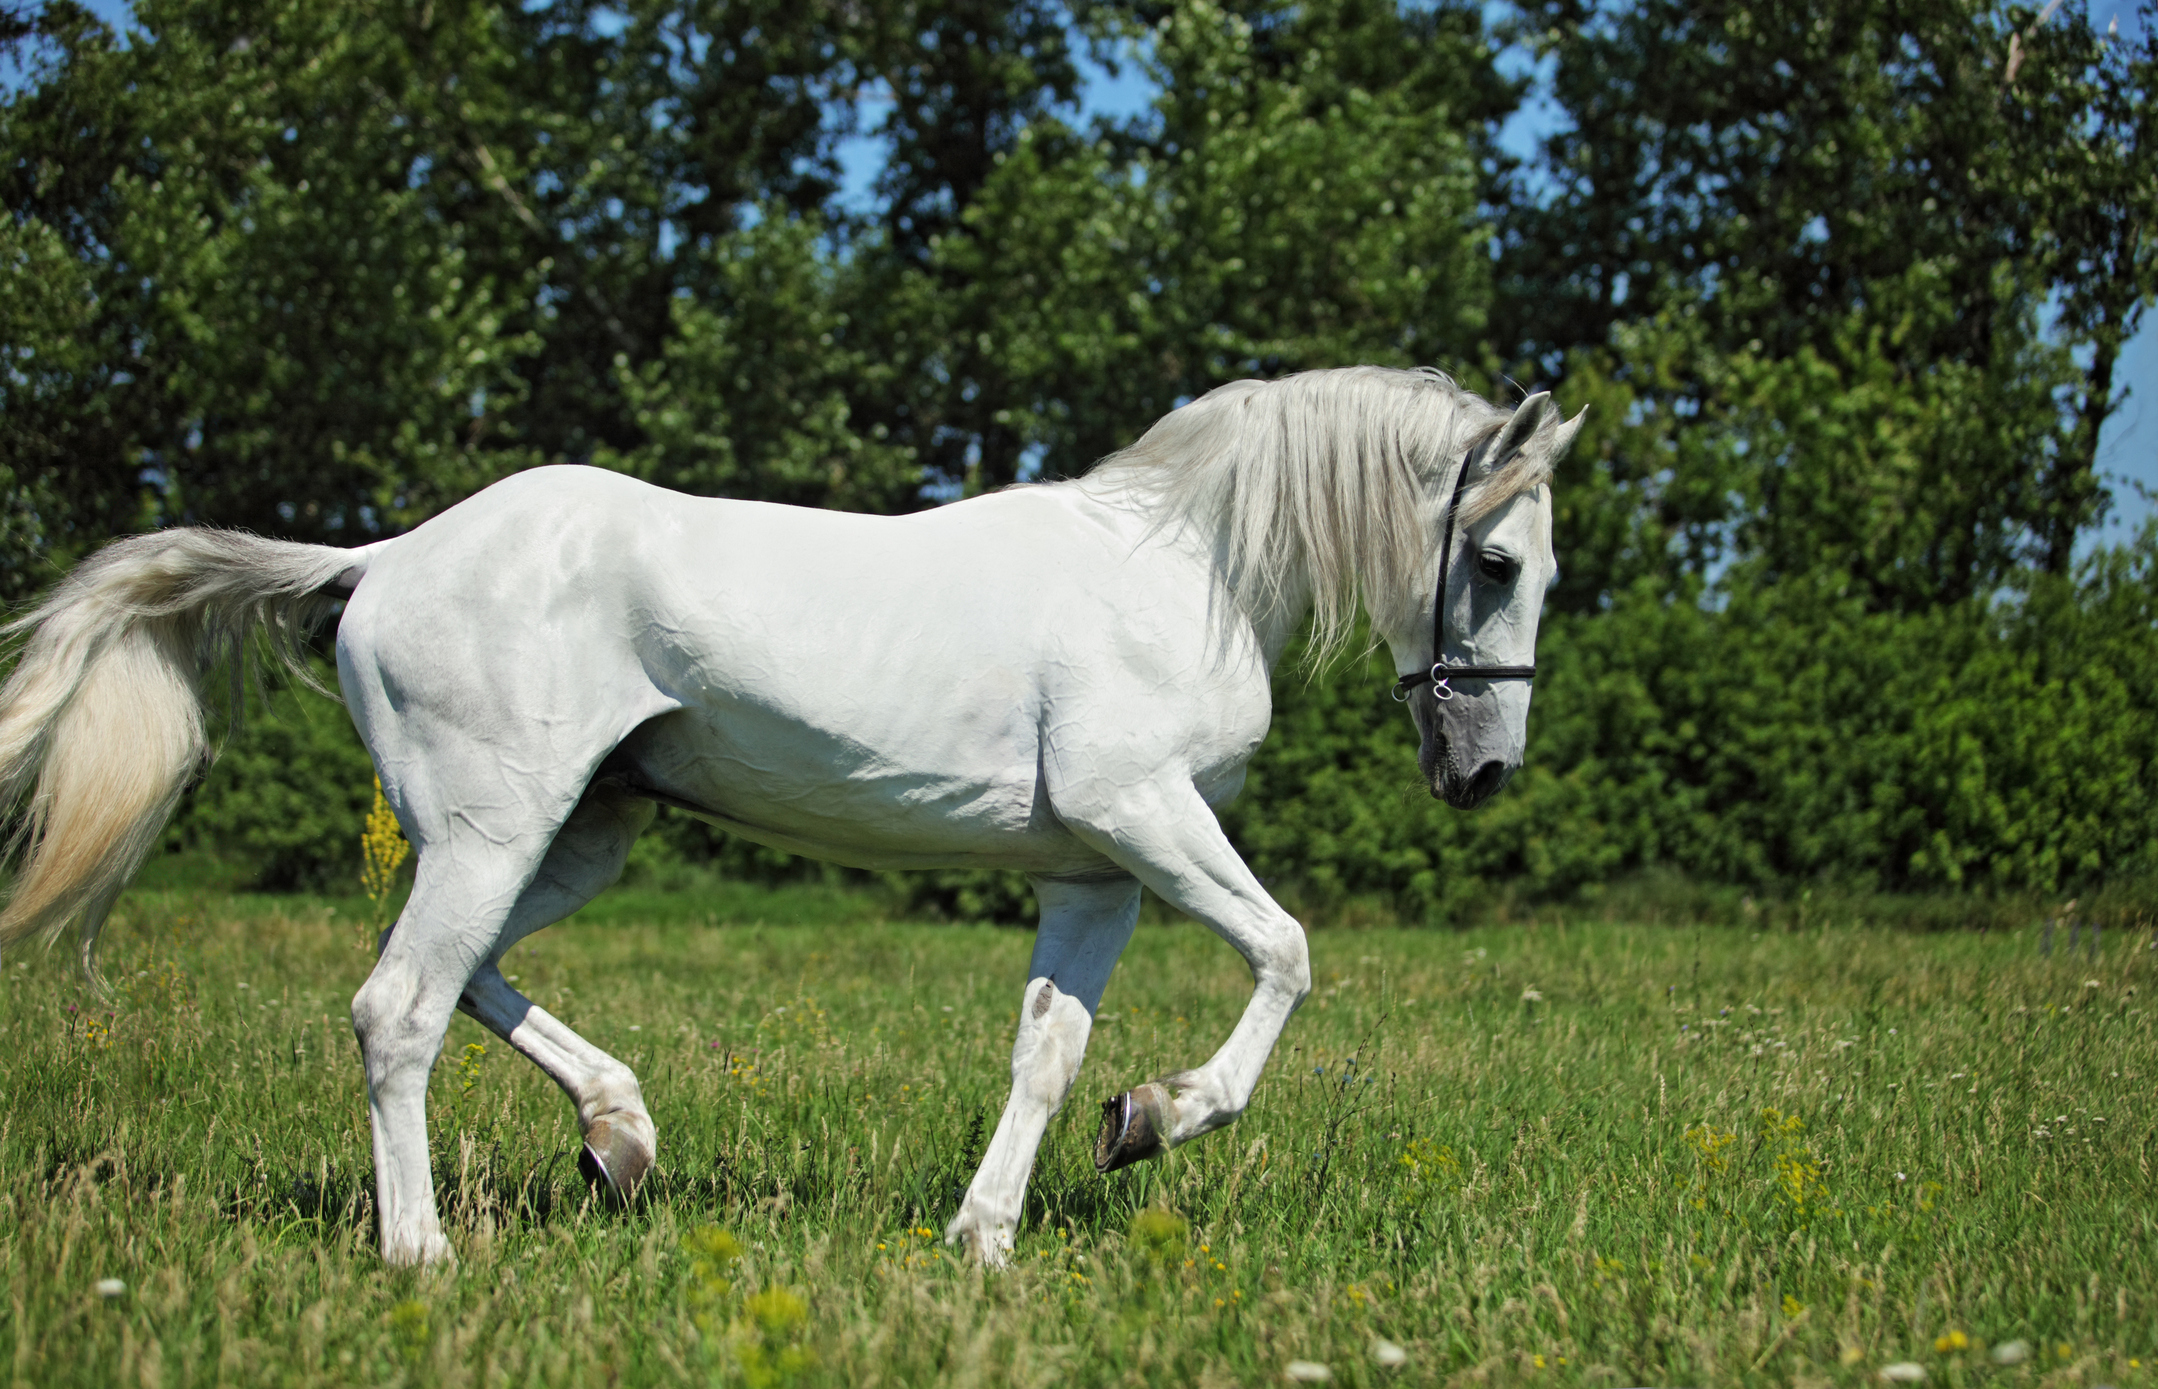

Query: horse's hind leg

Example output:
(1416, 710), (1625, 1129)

(946, 875), (1139, 1265)
(455, 785), (659, 1201)
(352, 827), (563, 1266)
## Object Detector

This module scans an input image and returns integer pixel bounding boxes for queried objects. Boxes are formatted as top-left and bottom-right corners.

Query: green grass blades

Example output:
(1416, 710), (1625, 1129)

(1, 888), (2151, 1387)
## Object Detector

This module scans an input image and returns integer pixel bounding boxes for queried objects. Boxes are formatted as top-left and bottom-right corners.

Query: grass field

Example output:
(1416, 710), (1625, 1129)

(1, 873), (2151, 1389)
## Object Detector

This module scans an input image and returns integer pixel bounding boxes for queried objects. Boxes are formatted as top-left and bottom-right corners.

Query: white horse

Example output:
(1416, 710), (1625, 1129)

(0, 366), (1579, 1266)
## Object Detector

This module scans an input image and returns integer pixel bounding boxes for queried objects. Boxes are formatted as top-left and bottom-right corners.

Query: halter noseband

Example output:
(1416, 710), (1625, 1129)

(1391, 450), (1536, 704)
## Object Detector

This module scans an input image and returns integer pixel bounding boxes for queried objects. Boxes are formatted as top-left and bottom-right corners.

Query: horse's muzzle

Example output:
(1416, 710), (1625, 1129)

(1430, 757), (1512, 809)
(1416, 702), (1519, 809)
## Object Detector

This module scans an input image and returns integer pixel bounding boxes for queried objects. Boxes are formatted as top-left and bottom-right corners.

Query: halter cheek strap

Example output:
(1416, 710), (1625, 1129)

(1391, 452), (1536, 704)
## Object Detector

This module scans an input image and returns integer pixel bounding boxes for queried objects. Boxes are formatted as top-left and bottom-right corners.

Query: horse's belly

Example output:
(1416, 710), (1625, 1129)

(615, 707), (1108, 875)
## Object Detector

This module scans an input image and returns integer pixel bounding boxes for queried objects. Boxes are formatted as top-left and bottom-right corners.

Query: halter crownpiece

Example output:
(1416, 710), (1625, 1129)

(1392, 395), (1547, 704)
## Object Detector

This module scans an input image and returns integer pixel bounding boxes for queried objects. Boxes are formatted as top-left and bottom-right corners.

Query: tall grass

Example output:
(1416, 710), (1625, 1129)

(1, 882), (2150, 1387)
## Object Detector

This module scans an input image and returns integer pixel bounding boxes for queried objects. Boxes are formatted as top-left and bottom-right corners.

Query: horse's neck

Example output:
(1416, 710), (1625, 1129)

(1103, 490), (1315, 676)
(1241, 577), (1316, 670)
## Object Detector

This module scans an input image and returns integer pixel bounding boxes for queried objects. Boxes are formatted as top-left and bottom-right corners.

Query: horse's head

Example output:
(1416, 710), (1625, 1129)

(1386, 392), (1579, 810)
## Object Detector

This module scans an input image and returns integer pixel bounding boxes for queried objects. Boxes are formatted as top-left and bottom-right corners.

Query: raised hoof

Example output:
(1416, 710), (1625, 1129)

(577, 1114), (654, 1204)
(1094, 1083), (1171, 1174)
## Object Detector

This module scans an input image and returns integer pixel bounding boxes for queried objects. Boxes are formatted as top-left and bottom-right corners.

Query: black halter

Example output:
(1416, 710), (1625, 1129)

(1391, 451), (1536, 703)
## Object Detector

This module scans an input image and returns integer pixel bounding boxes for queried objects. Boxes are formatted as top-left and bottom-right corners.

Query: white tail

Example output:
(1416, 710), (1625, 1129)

(0, 530), (364, 976)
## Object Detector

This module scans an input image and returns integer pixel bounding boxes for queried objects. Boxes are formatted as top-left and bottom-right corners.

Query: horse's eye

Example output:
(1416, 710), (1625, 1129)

(1478, 552), (1513, 583)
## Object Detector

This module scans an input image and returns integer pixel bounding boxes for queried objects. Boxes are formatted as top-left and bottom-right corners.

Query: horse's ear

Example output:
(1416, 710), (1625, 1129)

(1486, 392), (1553, 472)
(1548, 405), (1589, 464)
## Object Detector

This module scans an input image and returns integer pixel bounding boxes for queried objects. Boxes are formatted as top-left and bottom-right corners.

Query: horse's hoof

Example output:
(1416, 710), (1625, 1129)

(381, 1228), (456, 1268)
(1094, 1083), (1171, 1173)
(943, 1210), (1014, 1268)
(577, 1113), (654, 1203)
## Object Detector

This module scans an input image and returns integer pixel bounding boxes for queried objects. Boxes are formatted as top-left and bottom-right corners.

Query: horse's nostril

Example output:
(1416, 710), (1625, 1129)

(1466, 761), (1510, 803)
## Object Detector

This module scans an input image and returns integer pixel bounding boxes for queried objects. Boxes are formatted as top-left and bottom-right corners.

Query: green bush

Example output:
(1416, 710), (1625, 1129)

(1226, 530), (2158, 918)
(164, 662), (375, 891)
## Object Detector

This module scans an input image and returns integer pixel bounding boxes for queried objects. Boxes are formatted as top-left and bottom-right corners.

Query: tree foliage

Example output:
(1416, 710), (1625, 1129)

(4, 0), (2153, 906)
(1506, 0), (2158, 605)
(928, 0), (1510, 484)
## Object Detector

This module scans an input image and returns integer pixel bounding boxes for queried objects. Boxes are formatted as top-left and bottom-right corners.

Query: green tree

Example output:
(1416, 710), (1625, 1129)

(921, 0), (1514, 489)
(607, 211), (920, 511)
(0, 0), (1057, 564)
(1505, 0), (2158, 605)
(1, 0), (544, 572)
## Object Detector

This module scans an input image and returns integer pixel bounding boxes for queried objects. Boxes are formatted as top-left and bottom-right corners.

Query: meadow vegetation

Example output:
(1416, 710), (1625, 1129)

(2, 874), (2150, 1388)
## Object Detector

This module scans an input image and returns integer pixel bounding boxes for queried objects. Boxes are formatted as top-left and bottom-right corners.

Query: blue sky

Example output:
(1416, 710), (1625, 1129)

(30, 0), (2158, 540)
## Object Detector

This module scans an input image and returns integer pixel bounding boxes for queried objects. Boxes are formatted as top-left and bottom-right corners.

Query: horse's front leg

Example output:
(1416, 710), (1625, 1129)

(946, 876), (1139, 1265)
(1051, 777), (1313, 1172)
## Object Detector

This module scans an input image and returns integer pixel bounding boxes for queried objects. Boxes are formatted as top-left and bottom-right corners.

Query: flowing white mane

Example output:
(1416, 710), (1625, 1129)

(1076, 366), (1557, 660)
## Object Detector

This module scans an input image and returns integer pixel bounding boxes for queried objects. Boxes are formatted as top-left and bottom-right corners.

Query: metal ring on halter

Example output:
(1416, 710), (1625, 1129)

(1390, 683), (1411, 703)
(1431, 671), (1455, 702)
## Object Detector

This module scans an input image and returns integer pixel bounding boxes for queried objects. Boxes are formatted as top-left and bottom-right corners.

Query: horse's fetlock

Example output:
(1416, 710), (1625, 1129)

(579, 1063), (653, 1127)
